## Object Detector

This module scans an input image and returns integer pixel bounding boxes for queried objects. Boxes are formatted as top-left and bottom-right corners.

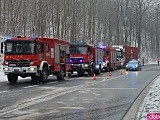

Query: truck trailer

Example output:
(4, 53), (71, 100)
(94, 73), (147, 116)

(112, 45), (138, 69)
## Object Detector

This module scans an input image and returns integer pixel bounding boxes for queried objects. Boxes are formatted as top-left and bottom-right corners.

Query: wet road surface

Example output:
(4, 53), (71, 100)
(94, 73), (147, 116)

(0, 64), (159, 120)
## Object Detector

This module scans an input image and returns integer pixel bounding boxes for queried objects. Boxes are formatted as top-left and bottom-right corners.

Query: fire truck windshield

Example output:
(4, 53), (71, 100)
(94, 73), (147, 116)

(4, 41), (35, 55)
(116, 51), (123, 58)
(70, 45), (86, 54)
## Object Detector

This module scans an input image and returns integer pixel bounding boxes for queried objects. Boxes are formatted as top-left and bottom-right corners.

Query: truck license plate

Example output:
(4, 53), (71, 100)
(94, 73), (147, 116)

(14, 69), (19, 72)
(9, 64), (17, 67)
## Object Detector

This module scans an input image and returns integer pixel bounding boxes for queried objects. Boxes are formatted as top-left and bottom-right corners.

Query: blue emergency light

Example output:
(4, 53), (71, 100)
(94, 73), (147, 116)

(70, 59), (73, 63)
(79, 59), (83, 62)
(7, 36), (12, 40)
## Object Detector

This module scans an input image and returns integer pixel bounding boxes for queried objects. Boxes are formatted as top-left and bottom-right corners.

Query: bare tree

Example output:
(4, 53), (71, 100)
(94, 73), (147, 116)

(0, 0), (160, 58)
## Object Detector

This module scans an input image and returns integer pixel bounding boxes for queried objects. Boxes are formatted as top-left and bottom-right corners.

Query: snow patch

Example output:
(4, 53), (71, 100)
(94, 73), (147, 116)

(136, 76), (160, 120)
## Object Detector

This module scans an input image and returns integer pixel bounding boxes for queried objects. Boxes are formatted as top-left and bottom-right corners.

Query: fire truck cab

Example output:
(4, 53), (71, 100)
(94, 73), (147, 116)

(69, 42), (101, 77)
(1, 36), (70, 84)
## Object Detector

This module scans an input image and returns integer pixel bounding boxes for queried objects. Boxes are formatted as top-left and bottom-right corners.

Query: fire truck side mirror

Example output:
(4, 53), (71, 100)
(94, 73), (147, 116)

(88, 47), (92, 53)
(121, 49), (124, 56)
(106, 51), (108, 56)
(1, 42), (4, 53)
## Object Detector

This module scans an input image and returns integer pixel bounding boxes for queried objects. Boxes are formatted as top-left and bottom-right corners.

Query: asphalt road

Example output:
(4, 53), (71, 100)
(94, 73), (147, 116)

(0, 64), (159, 120)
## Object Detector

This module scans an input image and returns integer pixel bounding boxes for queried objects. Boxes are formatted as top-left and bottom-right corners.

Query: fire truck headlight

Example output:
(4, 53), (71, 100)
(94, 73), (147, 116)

(28, 68), (36, 71)
(103, 62), (106, 66)
(3, 68), (9, 71)
(4, 61), (9, 65)
(83, 64), (88, 68)
(96, 65), (99, 69)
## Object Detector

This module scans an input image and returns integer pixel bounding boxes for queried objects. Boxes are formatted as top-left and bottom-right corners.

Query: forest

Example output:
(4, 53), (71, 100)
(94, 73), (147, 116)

(0, 0), (160, 61)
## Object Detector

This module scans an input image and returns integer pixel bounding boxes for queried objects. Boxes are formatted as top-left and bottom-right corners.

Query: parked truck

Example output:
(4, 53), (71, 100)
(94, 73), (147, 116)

(102, 46), (117, 71)
(69, 42), (103, 77)
(112, 45), (138, 68)
(1, 36), (70, 84)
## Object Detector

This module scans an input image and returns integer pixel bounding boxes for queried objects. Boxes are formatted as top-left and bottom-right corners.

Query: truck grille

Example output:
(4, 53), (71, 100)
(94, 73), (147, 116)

(70, 64), (82, 70)
(70, 58), (83, 63)
(8, 60), (31, 67)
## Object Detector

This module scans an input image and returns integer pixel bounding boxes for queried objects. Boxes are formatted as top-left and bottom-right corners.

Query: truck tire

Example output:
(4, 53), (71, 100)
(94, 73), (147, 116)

(77, 70), (84, 77)
(39, 67), (48, 83)
(31, 75), (39, 84)
(7, 74), (18, 84)
(95, 68), (101, 75)
(57, 67), (64, 80)
(104, 67), (108, 72)
(68, 73), (71, 77)
(110, 67), (114, 71)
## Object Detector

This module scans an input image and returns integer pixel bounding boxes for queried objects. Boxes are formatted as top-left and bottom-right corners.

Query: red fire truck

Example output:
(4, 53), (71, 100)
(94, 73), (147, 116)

(1, 36), (70, 84)
(69, 42), (102, 77)
(102, 46), (117, 71)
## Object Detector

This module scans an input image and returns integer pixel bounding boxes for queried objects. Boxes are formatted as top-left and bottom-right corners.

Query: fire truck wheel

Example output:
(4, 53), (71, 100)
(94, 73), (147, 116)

(68, 74), (71, 77)
(7, 74), (18, 84)
(77, 71), (84, 77)
(57, 68), (64, 80)
(95, 69), (101, 75)
(31, 75), (39, 84)
(40, 67), (48, 83)
(110, 68), (114, 71)
(104, 68), (108, 72)
(88, 67), (93, 76)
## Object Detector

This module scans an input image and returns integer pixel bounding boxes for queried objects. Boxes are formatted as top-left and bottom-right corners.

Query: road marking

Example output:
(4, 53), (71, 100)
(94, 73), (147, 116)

(23, 85), (39, 89)
(95, 76), (110, 79)
(72, 76), (109, 80)
(66, 78), (76, 81)
(59, 107), (85, 110)
(46, 81), (58, 84)
(88, 88), (137, 90)
(0, 90), (8, 94)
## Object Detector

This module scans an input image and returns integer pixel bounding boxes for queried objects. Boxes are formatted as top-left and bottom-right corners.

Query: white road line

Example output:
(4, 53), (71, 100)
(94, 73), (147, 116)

(59, 107), (85, 110)
(23, 85), (39, 89)
(88, 88), (137, 90)
(94, 76), (110, 78)
(0, 91), (8, 94)
(66, 78), (75, 81)
(74, 76), (110, 80)
(46, 81), (58, 84)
